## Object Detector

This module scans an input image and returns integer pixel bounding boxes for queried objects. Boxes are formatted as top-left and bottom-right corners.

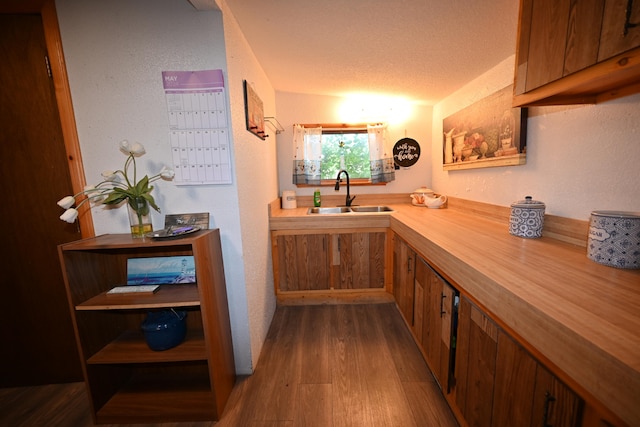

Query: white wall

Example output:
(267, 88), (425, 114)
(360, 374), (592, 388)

(217, 0), (278, 371)
(432, 56), (640, 220)
(56, 0), (276, 374)
(276, 92), (434, 199)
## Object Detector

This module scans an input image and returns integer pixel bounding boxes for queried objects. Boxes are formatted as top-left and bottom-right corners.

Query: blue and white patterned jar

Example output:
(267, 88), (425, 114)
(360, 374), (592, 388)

(588, 211), (640, 269)
(509, 196), (545, 238)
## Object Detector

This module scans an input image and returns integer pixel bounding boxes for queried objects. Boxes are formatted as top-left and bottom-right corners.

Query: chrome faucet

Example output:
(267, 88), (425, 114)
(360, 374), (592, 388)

(335, 170), (356, 206)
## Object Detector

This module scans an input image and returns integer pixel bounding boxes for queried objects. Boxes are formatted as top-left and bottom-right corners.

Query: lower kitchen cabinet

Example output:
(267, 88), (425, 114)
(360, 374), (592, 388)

(393, 234), (416, 322)
(416, 257), (457, 392)
(582, 403), (625, 427)
(334, 231), (386, 289)
(392, 234), (586, 427)
(272, 229), (387, 295)
(455, 296), (499, 427)
(456, 296), (583, 427)
(492, 330), (538, 425)
(494, 331), (583, 427)
(275, 233), (330, 291)
(393, 234), (457, 393)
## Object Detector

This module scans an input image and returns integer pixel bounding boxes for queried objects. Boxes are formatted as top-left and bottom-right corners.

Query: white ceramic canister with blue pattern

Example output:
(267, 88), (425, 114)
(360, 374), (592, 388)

(587, 211), (640, 269)
(509, 196), (546, 238)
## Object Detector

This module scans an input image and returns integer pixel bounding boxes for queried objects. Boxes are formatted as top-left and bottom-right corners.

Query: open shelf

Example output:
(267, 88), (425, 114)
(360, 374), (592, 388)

(87, 329), (207, 364)
(95, 371), (215, 424)
(59, 230), (235, 423)
(76, 284), (200, 310)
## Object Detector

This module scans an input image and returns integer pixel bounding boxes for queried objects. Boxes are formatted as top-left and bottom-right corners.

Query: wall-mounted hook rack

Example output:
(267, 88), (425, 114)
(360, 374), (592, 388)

(264, 116), (285, 134)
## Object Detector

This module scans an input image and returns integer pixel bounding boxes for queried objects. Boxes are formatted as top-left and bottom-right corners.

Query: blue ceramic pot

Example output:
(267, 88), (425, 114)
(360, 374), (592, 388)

(141, 309), (187, 351)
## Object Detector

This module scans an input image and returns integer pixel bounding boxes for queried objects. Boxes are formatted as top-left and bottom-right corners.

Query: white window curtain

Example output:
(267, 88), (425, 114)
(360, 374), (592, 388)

(292, 124), (322, 185)
(367, 123), (395, 183)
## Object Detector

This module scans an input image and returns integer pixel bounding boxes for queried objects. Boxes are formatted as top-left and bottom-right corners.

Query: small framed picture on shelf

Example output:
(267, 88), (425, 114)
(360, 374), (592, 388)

(164, 212), (209, 229)
(127, 256), (196, 285)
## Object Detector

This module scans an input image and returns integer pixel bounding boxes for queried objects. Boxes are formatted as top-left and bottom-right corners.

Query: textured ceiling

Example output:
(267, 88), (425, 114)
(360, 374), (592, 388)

(222, 0), (519, 105)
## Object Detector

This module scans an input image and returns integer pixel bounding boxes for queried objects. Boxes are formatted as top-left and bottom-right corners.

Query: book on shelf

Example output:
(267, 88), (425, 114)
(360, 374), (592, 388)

(106, 285), (160, 295)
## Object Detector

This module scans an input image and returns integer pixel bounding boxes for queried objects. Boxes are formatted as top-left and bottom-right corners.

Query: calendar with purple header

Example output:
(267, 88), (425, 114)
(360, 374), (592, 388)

(162, 69), (232, 185)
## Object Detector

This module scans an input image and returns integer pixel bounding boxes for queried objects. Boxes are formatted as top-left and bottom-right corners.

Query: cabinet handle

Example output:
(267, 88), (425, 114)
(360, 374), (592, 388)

(440, 293), (446, 317)
(625, 0), (638, 36)
(407, 256), (413, 273)
(543, 391), (556, 427)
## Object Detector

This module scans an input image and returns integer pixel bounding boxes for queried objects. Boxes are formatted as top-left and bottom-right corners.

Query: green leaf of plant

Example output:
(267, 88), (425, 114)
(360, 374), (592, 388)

(142, 191), (160, 213)
(134, 175), (150, 196)
(102, 190), (128, 206)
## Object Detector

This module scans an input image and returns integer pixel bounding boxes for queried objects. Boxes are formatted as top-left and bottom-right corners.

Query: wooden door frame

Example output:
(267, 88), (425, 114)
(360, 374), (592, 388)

(3, 0), (94, 237)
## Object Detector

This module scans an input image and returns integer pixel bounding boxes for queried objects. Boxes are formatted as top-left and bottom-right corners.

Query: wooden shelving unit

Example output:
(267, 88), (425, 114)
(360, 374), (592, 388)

(58, 229), (235, 424)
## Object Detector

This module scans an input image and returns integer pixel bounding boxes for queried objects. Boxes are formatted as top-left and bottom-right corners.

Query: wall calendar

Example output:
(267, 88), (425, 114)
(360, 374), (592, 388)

(162, 69), (232, 185)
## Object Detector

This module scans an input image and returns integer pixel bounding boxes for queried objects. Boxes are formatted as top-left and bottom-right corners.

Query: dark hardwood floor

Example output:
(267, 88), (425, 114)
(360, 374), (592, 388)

(0, 303), (457, 426)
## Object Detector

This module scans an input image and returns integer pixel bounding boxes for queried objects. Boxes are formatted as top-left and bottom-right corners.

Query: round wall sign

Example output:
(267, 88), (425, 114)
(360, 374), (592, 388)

(393, 138), (421, 167)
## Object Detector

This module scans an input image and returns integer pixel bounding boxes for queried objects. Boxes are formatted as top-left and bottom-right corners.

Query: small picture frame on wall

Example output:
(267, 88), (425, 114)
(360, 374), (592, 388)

(243, 80), (267, 140)
(443, 85), (527, 171)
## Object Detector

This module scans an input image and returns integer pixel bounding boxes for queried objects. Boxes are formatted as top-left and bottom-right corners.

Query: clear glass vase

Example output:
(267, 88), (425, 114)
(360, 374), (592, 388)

(127, 197), (152, 238)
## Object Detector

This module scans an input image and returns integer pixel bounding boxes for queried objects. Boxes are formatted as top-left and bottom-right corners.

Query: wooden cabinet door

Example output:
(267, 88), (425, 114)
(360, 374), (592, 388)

(514, 0), (640, 105)
(518, 0), (605, 90)
(519, 0), (571, 92)
(393, 235), (415, 323)
(417, 258), (456, 392)
(598, 0), (640, 61)
(563, 0), (605, 74)
(439, 279), (455, 392)
(336, 231), (385, 289)
(492, 330), (538, 426)
(455, 296), (499, 427)
(276, 234), (330, 291)
(488, 320), (583, 427)
(423, 264), (443, 388)
(531, 366), (583, 427)
(413, 259), (427, 345)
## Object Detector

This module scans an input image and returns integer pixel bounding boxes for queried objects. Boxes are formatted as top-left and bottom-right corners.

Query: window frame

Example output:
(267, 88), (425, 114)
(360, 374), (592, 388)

(295, 123), (387, 188)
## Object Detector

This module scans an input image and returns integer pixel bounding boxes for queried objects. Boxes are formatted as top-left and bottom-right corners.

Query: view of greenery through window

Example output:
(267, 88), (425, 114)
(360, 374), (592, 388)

(321, 131), (371, 180)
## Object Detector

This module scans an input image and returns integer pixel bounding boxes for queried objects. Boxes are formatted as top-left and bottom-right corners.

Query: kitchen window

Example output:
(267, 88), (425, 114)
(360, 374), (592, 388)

(293, 123), (394, 186)
(321, 126), (370, 181)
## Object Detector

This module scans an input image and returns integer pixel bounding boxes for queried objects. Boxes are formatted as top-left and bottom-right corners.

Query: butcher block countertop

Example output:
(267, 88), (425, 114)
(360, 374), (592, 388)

(269, 195), (640, 426)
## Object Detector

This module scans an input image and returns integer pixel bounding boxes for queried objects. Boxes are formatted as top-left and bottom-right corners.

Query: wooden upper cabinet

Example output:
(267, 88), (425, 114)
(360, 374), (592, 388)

(563, 0), (605, 75)
(599, 0), (640, 60)
(522, 0), (571, 91)
(513, 0), (640, 106)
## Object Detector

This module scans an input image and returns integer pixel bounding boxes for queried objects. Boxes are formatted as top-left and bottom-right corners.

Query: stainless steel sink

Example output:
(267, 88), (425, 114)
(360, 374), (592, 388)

(350, 206), (393, 213)
(307, 206), (393, 214)
(307, 207), (352, 214)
